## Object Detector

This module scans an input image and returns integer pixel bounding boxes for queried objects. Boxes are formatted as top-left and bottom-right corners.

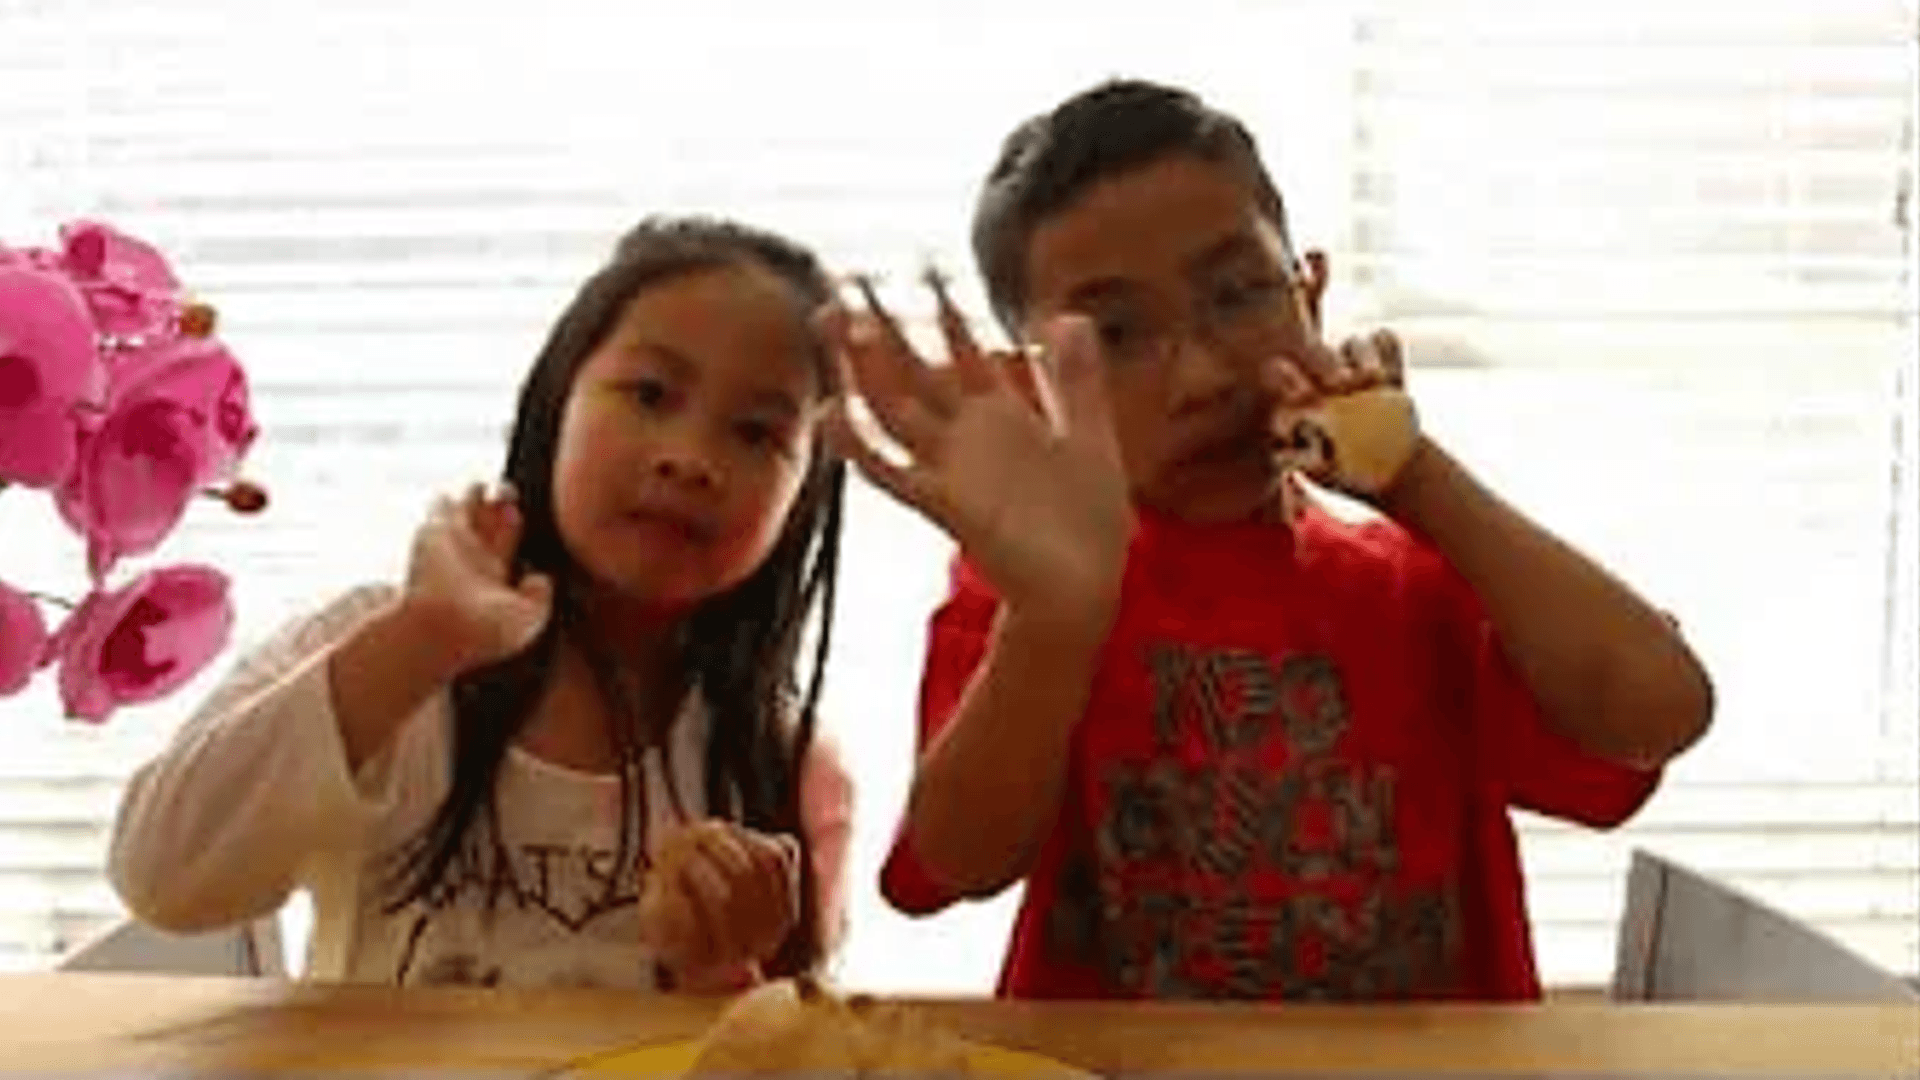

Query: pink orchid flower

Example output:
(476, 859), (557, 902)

(0, 579), (50, 696)
(0, 244), (63, 273)
(57, 338), (258, 578)
(0, 265), (106, 488)
(58, 221), (182, 341)
(49, 564), (233, 723)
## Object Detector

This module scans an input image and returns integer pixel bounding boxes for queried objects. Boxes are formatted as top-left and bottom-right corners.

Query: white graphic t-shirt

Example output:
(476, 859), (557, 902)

(108, 584), (853, 990)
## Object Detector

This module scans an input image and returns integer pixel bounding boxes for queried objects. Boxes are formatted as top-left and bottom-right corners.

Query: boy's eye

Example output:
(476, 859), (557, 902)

(735, 417), (791, 454)
(1207, 275), (1286, 319)
(1092, 311), (1149, 359)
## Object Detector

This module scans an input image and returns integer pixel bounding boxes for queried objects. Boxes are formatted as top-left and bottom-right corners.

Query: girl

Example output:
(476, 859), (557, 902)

(109, 217), (853, 991)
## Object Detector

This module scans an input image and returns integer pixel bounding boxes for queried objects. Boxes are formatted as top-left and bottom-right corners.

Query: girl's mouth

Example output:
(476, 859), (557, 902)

(623, 507), (713, 546)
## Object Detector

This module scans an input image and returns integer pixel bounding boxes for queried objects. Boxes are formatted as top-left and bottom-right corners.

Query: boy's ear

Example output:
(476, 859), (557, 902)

(1301, 248), (1330, 328)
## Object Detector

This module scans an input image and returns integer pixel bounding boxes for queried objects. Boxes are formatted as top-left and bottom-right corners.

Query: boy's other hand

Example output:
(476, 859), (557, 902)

(1265, 329), (1425, 501)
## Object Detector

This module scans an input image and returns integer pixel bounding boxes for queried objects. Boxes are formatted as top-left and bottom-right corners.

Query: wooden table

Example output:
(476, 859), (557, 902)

(2, 974), (1914, 1075)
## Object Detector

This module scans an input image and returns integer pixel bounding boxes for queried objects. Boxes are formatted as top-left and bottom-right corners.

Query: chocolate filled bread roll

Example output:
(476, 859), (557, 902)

(1272, 385), (1419, 496)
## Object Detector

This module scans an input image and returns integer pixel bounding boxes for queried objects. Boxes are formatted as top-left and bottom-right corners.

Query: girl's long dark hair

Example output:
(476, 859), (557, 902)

(382, 216), (845, 977)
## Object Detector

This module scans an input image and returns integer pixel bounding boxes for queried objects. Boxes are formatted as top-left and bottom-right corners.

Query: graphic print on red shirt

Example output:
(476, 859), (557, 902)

(1077, 644), (1461, 998)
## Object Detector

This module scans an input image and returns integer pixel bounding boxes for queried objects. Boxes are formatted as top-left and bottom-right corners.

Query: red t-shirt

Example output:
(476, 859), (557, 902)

(881, 504), (1660, 1000)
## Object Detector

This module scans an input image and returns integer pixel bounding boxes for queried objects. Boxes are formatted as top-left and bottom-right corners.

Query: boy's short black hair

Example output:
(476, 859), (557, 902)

(971, 78), (1297, 337)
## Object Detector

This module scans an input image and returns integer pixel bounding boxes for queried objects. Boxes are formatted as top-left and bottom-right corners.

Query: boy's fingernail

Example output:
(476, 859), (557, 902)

(923, 264), (959, 311)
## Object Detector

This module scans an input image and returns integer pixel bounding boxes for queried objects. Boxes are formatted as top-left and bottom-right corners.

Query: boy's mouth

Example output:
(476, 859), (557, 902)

(1174, 429), (1269, 471)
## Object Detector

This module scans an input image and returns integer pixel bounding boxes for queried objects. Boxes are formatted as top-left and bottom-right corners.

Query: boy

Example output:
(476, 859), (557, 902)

(827, 79), (1713, 1000)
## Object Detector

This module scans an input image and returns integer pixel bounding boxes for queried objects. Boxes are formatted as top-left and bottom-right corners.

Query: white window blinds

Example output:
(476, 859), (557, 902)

(1335, 0), (1920, 983)
(1, 0), (1913, 987)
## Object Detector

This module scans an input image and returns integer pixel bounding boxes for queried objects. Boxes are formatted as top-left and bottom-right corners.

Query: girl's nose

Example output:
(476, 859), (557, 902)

(648, 428), (719, 490)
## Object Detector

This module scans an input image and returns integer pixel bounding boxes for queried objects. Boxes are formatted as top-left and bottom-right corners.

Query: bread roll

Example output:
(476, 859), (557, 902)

(685, 977), (970, 1078)
(639, 823), (713, 968)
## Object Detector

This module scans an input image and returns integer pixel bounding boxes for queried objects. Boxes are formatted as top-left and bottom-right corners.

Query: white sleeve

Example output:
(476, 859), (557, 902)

(107, 583), (424, 933)
(798, 729), (855, 958)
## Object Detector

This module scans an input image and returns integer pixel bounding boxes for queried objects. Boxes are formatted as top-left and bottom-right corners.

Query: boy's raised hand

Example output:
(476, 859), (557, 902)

(823, 277), (1133, 634)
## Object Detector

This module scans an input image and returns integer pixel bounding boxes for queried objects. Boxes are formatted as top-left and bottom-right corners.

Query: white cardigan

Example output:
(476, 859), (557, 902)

(108, 584), (852, 988)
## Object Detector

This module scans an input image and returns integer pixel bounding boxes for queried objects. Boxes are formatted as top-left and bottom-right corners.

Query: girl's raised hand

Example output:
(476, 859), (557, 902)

(400, 482), (554, 672)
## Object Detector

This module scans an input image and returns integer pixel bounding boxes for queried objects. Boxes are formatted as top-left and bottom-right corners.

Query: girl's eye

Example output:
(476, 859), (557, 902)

(629, 377), (670, 410)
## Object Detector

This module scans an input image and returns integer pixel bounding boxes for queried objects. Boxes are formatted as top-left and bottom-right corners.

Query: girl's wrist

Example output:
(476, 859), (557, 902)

(386, 595), (487, 679)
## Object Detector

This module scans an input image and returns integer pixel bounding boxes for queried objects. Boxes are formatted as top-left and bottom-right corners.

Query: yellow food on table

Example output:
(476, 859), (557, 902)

(576, 977), (1094, 1078)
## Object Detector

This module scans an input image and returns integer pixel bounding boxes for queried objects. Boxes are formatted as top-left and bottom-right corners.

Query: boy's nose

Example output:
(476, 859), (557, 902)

(1167, 335), (1242, 415)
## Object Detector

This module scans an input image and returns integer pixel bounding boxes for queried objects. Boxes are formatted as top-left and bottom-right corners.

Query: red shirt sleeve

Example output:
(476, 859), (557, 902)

(879, 557), (999, 915)
(1428, 551), (1662, 829)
